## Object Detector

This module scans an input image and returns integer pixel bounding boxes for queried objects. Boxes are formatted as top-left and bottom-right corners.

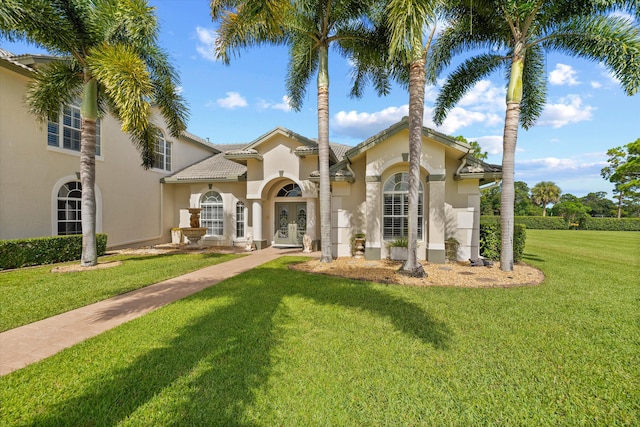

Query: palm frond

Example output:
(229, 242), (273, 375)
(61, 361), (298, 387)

(433, 53), (504, 125)
(87, 43), (153, 137)
(540, 14), (640, 96)
(26, 60), (83, 120)
(519, 44), (546, 129)
(285, 35), (317, 111)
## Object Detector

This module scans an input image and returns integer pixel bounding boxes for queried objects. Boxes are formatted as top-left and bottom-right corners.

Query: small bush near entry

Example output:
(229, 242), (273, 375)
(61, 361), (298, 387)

(0, 234), (107, 270)
(479, 222), (526, 262)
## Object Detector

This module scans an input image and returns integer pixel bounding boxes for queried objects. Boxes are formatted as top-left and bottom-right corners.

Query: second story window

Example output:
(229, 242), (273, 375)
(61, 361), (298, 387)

(153, 132), (171, 171)
(48, 103), (101, 155)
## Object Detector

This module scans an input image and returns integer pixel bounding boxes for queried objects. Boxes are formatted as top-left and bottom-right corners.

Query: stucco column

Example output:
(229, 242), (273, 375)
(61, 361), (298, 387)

(426, 177), (446, 263)
(306, 198), (317, 241)
(365, 177), (382, 260)
(251, 199), (265, 248)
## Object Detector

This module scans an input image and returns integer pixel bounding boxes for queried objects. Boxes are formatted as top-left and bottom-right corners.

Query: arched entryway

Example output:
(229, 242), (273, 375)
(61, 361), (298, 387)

(273, 183), (307, 247)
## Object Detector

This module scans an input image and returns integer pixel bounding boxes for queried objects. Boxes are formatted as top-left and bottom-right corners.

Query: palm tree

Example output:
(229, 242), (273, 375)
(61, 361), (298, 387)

(531, 181), (561, 216)
(431, 0), (640, 271)
(213, 0), (386, 263)
(383, 0), (441, 276)
(1, 0), (188, 266)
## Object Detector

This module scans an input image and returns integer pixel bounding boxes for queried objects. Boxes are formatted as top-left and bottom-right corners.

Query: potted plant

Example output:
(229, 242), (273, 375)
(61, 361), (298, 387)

(387, 236), (409, 261)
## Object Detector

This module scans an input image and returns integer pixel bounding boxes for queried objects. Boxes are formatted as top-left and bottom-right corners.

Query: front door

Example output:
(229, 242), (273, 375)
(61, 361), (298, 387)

(274, 202), (307, 246)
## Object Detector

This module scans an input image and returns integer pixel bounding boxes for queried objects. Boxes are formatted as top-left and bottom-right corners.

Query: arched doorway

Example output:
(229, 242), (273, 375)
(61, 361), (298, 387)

(273, 183), (306, 247)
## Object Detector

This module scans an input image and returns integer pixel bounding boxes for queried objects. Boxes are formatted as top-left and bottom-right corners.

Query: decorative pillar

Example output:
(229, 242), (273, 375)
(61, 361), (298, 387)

(306, 198), (318, 250)
(251, 199), (267, 249)
(365, 176), (382, 260)
(426, 176), (446, 263)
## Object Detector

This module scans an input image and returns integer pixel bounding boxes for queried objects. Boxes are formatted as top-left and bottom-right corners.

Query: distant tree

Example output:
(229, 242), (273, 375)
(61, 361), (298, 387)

(553, 194), (591, 226)
(531, 181), (561, 217)
(580, 192), (616, 217)
(514, 181), (534, 216)
(601, 139), (640, 218)
(453, 135), (488, 160)
(481, 185), (501, 215)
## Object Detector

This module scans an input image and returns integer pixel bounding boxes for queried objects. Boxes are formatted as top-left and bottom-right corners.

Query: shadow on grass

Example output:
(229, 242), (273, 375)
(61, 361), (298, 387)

(26, 257), (451, 425)
(522, 253), (545, 263)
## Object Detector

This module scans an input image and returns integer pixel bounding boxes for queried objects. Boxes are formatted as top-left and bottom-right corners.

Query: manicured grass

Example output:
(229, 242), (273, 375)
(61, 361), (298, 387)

(0, 252), (242, 332)
(1, 231), (638, 425)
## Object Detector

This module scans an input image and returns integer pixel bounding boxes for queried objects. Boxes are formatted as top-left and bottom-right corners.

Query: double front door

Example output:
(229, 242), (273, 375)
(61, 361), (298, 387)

(274, 202), (307, 246)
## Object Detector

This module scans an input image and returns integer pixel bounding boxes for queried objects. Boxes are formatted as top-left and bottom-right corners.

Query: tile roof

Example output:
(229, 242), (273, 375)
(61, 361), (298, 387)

(164, 144), (247, 182)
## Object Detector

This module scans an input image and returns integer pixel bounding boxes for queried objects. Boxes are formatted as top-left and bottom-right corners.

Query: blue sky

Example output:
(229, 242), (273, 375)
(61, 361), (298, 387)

(3, 0), (639, 198)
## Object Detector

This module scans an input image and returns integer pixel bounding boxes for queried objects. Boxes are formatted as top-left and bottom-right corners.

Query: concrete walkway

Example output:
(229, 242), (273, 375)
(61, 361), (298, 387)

(0, 247), (308, 376)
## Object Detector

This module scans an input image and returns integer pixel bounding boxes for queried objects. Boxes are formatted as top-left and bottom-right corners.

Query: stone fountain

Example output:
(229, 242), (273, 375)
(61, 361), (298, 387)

(181, 208), (207, 247)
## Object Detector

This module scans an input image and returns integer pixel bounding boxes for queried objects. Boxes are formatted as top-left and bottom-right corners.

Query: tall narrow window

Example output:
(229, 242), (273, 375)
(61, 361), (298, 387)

(57, 181), (82, 235)
(201, 191), (223, 236)
(48, 103), (101, 155)
(153, 131), (171, 171)
(236, 201), (246, 238)
(383, 172), (423, 240)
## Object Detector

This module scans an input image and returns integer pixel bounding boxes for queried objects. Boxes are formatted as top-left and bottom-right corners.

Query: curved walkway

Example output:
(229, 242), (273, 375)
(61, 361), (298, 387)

(0, 247), (309, 376)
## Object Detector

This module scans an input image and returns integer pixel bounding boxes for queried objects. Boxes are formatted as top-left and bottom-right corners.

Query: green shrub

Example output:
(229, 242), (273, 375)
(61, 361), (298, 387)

(0, 234), (107, 270)
(479, 222), (526, 262)
(481, 215), (566, 230)
(387, 236), (409, 248)
(581, 217), (640, 231)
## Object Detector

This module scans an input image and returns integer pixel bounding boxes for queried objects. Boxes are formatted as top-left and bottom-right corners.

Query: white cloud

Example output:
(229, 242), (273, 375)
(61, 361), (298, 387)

(216, 92), (248, 109)
(549, 63), (580, 86)
(195, 26), (217, 61)
(458, 79), (504, 110)
(332, 106), (409, 139)
(590, 81), (603, 89)
(258, 95), (293, 112)
(469, 135), (503, 156)
(538, 95), (595, 128)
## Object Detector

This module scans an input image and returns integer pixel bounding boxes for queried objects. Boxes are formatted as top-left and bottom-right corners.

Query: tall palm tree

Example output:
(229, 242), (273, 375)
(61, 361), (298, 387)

(1, 0), (188, 266)
(212, 0), (386, 263)
(531, 181), (561, 216)
(431, 0), (640, 271)
(384, 0), (441, 276)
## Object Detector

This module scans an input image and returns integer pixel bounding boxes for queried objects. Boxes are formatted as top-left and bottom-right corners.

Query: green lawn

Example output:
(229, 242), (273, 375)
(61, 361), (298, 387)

(1, 231), (638, 425)
(0, 252), (242, 332)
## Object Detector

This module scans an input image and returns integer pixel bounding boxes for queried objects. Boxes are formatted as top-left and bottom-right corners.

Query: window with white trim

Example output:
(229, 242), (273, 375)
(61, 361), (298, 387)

(152, 132), (171, 171)
(236, 201), (246, 238)
(48, 103), (101, 155)
(201, 191), (223, 236)
(383, 172), (423, 240)
(57, 181), (82, 235)
(277, 183), (302, 197)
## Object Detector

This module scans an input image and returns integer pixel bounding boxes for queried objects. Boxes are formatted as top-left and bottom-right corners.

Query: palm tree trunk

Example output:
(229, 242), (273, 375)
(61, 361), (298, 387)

(318, 45), (332, 263)
(80, 117), (97, 266)
(80, 77), (98, 267)
(402, 59), (426, 275)
(500, 51), (525, 272)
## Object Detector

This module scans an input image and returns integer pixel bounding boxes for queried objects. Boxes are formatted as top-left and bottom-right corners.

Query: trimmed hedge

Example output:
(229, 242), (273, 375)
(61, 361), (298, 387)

(481, 215), (566, 230)
(581, 217), (640, 231)
(479, 222), (526, 262)
(0, 234), (107, 270)
(481, 215), (640, 231)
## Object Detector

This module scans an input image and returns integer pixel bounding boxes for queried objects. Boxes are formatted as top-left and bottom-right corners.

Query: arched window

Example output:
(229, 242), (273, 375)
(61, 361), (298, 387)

(383, 172), (423, 240)
(236, 201), (246, 238)
(201, 191), (223, 236)
(57, 181), (82, 235)
(277, 183), (302, 197)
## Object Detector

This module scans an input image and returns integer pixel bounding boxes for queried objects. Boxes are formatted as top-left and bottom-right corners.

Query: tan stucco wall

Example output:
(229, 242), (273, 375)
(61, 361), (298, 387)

(0, 65), (214, 247)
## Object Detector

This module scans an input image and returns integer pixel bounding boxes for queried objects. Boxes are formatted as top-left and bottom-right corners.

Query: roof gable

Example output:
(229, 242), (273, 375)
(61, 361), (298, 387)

(344, 117), (472, 161)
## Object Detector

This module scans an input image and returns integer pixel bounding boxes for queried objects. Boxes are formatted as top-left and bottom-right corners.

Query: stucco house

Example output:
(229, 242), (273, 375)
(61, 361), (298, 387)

(163, 120), (502, 262)
(1, 49), (501, 262)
